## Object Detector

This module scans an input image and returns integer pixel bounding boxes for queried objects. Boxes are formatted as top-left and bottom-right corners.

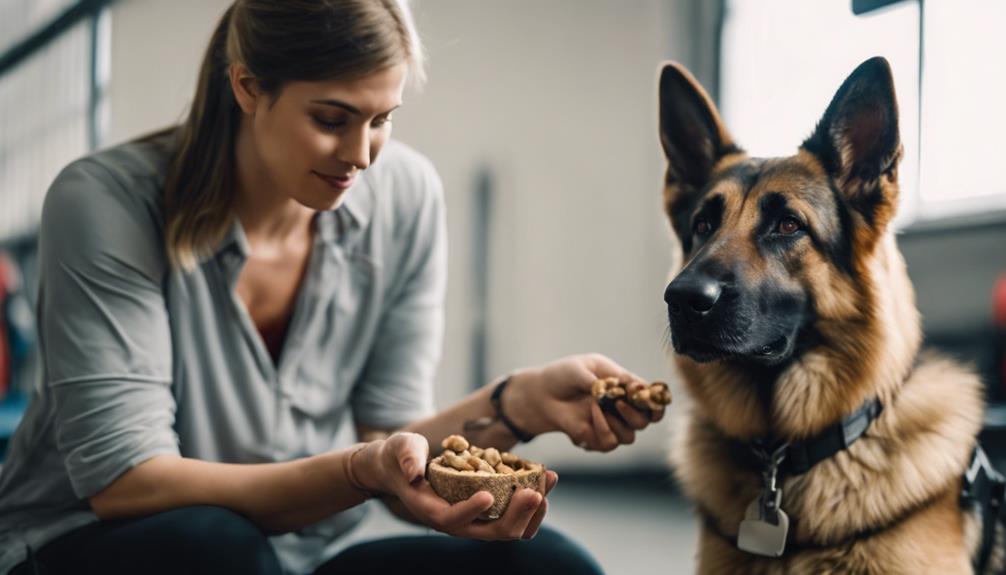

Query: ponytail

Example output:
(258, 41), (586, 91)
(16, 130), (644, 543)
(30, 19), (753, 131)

(163, 6), (239, 271)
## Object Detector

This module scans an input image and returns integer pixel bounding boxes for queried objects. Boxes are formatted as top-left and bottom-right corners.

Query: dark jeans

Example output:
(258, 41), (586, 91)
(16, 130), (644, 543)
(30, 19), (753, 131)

(12, 505), (604, 575)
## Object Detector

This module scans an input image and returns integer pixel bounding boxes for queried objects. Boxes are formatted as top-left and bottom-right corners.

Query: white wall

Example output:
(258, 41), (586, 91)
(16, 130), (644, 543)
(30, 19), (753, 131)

(105, 0), (710, 470)
(106, 0), (231, 144)
(395, 0), (694, 469)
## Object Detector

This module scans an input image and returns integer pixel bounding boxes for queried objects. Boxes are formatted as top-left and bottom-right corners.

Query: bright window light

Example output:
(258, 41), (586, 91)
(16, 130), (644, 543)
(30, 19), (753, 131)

(721, 0), (920, 226)
(919, 0), (1006, 217)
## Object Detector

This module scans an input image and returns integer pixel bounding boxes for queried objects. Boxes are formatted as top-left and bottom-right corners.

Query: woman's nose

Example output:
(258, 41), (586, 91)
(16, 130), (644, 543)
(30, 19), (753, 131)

(339, 126), (371, 170)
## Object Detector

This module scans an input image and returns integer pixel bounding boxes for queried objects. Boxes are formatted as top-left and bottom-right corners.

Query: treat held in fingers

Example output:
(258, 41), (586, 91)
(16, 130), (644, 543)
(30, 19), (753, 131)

(591, 377), (672, 416)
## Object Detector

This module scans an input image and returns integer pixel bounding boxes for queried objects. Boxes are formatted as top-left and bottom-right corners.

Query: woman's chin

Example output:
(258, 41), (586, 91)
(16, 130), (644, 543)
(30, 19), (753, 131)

(295, 191), (346, 212)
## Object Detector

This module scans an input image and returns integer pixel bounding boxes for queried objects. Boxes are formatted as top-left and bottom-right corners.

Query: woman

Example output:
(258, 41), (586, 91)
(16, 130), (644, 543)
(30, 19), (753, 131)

(0, 1), (664, 573)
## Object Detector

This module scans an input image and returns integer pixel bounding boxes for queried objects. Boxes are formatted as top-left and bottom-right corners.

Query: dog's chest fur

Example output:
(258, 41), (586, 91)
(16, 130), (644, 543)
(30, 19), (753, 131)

(671, 354), (990, 574)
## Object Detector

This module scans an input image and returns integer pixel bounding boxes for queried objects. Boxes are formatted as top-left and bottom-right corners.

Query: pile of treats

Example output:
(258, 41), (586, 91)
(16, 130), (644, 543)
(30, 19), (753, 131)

(437, 435), (542, 475)
(591, 377), (672, 412)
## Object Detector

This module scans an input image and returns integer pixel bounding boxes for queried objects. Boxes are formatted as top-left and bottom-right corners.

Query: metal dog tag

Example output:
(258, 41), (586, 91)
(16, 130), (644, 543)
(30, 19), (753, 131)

(737, 493), (789, 557)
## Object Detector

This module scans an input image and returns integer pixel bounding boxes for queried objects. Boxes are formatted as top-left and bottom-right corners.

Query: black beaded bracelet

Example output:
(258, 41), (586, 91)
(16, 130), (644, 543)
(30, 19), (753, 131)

(489, 376), (536, 443)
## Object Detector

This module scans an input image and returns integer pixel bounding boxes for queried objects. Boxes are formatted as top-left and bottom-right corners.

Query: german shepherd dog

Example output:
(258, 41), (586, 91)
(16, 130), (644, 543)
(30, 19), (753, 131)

(660, 57), (1005, 573)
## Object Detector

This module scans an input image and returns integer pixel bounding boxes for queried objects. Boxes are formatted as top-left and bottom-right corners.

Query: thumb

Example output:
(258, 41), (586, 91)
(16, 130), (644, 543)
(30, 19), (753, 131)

(587, 354), (646, 385)
(392, 432), (429, 485)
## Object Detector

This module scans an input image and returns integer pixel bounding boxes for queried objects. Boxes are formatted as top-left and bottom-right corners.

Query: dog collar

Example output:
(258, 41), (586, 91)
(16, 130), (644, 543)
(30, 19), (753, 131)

(729, 397), (883, 478)
(777, 397), (883, 476)
(725, 397), (883, 557)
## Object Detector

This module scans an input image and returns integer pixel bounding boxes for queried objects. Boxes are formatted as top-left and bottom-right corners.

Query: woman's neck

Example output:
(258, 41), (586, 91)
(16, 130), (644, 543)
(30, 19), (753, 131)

(233, 121), (314, 249)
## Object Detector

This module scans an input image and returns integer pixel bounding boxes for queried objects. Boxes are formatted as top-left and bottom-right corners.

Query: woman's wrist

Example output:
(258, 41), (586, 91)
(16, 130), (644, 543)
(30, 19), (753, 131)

(345, 440), (387, 496)
(500, 368), (553, 437)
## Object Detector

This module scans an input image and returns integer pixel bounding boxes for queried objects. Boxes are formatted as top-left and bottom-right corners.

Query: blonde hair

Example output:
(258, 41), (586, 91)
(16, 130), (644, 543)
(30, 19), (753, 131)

(163, 0), (425, 270)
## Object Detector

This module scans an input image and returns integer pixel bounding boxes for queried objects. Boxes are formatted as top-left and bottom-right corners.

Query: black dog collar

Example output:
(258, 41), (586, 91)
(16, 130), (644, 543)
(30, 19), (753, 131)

(779, 397), (883, 476)
(732, 397), (883, 479)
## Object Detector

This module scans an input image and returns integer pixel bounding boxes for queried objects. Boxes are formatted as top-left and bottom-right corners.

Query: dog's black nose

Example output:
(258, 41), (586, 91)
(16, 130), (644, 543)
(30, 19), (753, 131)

(664, 275), (722, 316)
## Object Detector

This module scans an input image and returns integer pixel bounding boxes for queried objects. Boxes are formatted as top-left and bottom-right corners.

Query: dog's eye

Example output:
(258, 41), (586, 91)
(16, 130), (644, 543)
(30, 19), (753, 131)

(693, 218), (712, 237)
(776, 217), (803, 236)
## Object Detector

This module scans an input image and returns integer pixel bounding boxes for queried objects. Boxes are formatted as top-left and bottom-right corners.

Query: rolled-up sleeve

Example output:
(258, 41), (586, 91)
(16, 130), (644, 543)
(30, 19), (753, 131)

(351, 156), (447, 429)
(39, 159), (178, 499)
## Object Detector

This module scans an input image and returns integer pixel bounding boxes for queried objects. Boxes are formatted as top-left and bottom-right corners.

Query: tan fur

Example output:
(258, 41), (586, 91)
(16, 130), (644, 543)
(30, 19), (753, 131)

(669, 232), (994, 573)
(661, 61), (997, 573)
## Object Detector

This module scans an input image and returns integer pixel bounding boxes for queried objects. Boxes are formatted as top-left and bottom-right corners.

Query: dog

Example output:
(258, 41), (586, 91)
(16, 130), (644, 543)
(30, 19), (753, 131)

(659, 56), (1005, 574)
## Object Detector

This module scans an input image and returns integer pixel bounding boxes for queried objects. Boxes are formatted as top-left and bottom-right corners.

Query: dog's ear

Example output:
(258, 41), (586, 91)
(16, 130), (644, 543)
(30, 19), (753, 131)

(659, 62), (736, 189)
(802, 57), (902, 232)
(659, 62), (738, 247)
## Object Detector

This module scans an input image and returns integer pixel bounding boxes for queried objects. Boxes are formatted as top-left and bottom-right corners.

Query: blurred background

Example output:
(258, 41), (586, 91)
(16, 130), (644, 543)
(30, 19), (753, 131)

(1, 0), (1005, 573)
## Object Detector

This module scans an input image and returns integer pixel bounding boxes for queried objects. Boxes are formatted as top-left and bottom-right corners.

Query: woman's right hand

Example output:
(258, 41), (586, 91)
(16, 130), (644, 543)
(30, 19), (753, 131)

(352, 432), (557, 541)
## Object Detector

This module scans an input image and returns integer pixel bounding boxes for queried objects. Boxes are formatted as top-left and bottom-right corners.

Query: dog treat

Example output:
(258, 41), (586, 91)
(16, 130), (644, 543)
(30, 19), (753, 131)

(427, 435), (545, 519)
(592, 377), (672, 413)
(441, 450), (475, 472)
(442, 434), (470, 453)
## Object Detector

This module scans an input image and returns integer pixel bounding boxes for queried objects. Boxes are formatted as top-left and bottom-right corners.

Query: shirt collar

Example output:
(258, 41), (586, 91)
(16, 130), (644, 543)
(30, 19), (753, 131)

(215, 217), (251, 261)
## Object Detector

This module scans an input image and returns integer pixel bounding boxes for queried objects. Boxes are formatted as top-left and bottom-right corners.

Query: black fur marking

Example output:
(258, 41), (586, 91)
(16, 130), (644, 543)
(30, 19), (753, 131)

(756, 192), (789, 236)
(659, 64), (746, 197)
(800, 57), (900, 187)
(670, 189), (701, 255)
(692, 194), (725, 236)
(671, 162), (755, 255)
(826, 182), (858, 276)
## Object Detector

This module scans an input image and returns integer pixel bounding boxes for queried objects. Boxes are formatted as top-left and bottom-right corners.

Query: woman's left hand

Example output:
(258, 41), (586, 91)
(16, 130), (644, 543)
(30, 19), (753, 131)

(503, 353), (667, 452)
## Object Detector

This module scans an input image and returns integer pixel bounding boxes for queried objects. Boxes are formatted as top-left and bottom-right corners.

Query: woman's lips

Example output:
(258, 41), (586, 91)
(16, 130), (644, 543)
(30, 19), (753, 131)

(312, 170), (355, 190)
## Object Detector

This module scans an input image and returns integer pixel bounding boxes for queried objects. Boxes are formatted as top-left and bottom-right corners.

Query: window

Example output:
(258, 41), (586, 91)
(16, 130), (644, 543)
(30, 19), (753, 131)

(720, 0), (1006, 225)
(919, 0), (1006, 217)
(0, 0), (111, 240)
(0, 0), (78, 53)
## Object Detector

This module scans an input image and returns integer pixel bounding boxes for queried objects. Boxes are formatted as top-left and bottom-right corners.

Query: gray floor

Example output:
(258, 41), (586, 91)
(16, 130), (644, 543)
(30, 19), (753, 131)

(336, 473), (699, 575)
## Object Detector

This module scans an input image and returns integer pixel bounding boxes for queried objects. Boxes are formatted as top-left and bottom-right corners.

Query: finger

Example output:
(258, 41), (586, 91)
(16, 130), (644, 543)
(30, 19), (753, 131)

(615, 400), (652, 430)
(556, 407), (595, 450)
(586, 354), (648, 385)
(401, 482), (493, 529)
(435, 490), (496, 531)
(521, 494), (549, 539)
(650, 406), (666, 423)
(522, 468), (557, 539)
(590, 402), (620, 452)
(604, 411), (636, 445)
(543, 470), (559, 496)
(395, 434), (429, 485)
(471, 488), (541, 540)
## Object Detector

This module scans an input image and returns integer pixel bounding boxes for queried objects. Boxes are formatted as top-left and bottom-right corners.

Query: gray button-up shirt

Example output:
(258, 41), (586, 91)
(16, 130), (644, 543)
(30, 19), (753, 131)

(0, 132), (447, 573)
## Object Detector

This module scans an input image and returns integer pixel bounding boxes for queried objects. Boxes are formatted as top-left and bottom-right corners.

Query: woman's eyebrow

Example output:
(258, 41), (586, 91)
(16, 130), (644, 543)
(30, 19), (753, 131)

(310, 99), (401, 116)
(311, 99), (360, 114)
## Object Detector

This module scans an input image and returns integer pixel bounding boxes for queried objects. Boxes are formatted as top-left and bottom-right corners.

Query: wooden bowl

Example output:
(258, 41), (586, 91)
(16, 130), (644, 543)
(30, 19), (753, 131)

(426, 455), (545, 519)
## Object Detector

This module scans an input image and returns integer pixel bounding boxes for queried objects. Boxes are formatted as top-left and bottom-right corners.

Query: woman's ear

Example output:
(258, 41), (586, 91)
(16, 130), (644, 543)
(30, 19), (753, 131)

(229, 63), (261, 115)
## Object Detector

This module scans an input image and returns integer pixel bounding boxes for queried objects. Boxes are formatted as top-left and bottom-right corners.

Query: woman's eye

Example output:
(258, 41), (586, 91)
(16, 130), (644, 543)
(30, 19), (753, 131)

(313, 116), (346, 131)
(693, 218), (712, 237)
(776, 217), (803, 236)
(372, 115), (392, 128)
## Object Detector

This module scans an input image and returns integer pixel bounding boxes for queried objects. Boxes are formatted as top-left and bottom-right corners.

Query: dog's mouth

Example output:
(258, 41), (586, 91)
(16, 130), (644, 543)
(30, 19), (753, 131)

(674, 334), (793, 366)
